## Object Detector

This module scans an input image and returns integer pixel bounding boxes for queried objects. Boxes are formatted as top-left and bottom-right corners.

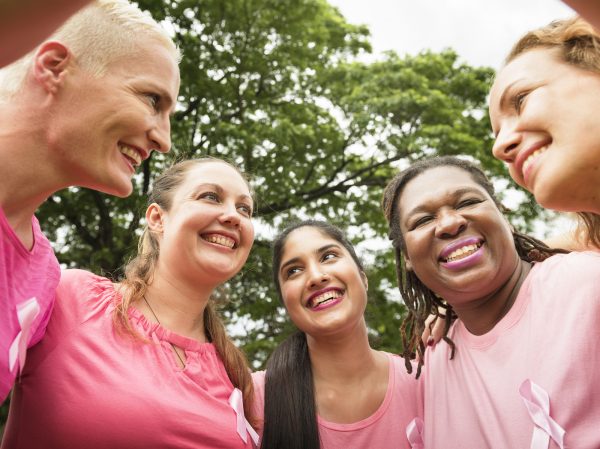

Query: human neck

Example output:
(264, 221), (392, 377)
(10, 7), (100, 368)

(0, 102), (67, 245)
(140, 269), (213, 342)
(307, 319), (379, 384)
(450, 258), (532, 336)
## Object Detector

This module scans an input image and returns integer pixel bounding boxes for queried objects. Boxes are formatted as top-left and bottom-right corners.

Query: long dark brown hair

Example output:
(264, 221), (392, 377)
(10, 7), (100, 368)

(261, 220), (365, 449)
(381, 156), (567, 378)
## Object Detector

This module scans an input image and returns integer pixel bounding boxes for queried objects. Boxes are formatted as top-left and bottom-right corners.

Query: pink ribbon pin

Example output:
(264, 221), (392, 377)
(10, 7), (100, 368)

(8, 297), (40, 374)
(519, 379), (566, 449)
(406, 417), (424, 449)
(229, 387), (259, 446)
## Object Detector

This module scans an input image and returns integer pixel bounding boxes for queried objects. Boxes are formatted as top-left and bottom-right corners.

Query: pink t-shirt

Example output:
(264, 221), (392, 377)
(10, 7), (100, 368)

(0, 206), (60, 402)
(252, 352), (423, 449)
(2, 269), (257, 449)
(422, 251), (600, 449)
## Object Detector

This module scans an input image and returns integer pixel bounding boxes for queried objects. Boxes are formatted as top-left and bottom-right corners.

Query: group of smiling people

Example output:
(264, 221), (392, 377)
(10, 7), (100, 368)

(1, 1), (600, 448)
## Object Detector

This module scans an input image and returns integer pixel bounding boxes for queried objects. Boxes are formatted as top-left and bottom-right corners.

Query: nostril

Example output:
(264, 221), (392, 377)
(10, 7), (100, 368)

(505, 142), (518, 154)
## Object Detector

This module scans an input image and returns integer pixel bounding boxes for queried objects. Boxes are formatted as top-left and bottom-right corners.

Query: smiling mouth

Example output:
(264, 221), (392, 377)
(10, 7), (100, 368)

(522, 145), (548, 177)
(201, 233), (237, 249)
(119, 144), (142, 166)
(442, 242), (482, 263)
(308, 289), (343, 309)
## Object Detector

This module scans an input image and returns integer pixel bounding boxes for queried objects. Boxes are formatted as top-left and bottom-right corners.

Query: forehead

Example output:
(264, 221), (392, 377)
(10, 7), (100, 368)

(107, 40), (180, 101)
(398, 166), (488, 215)
(489, 48), (565, 106)
(179, 162), (251, 198)
(281, 227), (339, 259)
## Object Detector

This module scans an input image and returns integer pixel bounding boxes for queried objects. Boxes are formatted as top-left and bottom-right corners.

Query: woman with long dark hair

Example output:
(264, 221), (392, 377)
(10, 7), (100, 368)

(254, 220), (422, 449)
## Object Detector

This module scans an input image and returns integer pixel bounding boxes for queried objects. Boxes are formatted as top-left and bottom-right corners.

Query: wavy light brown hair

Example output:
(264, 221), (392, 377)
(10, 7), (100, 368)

(382, 156), (567, 378)
(114, 157), (256, 426)
(505, 16), (600, 248)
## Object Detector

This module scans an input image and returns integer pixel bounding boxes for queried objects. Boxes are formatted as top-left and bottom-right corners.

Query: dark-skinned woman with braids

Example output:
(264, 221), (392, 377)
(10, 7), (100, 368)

(382, 156), (600, 449)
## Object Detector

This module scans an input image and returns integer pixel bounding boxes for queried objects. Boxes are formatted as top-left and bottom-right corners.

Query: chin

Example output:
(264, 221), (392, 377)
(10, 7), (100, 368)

(91, 179), (134, 198)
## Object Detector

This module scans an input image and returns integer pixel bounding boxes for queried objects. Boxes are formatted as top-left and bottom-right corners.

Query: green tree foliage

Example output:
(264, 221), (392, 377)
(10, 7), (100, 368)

(34, 0), (534, 370)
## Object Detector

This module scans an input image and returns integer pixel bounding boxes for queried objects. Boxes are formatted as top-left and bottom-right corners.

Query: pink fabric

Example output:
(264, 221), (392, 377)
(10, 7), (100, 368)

(422, 251), (600, 449)
(0, 206), (60, 402)
(1, 269), (256, 449)
(252, 352), (423, 449)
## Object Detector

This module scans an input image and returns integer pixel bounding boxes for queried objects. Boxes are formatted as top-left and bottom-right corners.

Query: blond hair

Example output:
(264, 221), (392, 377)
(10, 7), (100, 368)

(505, 17), (600, 248)
(114, 158), (257, 427)
(0, 0), (179, 100)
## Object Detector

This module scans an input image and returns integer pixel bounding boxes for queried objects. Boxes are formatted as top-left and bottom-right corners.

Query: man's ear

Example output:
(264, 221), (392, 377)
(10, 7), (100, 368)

(33, 41), (71, 94)
(146, 203), (165, 233)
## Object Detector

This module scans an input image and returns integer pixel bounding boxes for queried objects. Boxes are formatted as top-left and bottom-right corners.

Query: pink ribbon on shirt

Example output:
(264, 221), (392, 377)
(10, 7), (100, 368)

(8, 297), (40, 374)
(406, 417), (424, 449)
(519, 379), (566, 449)
(228, 387), (259, 446)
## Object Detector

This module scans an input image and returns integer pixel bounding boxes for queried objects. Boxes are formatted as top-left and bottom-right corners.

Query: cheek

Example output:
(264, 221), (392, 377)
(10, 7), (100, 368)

(244, 221), (255, 244)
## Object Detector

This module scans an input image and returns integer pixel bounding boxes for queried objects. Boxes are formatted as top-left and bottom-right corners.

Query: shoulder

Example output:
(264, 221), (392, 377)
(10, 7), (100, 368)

(252, 370), (266, 389)
(387, 352), (420, 386)
(525, 252), (600, 308)
(54, 269), (116, 324)
(57, 268), (110, 297)
(531, 251), (600, 281)
(251, 370), (266, 424)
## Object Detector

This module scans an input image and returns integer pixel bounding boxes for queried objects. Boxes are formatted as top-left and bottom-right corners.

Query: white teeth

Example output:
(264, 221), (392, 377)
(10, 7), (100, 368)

(119, 144), (142, 166)
(522, 146), (547, 174)
(310, 290), (342, 308)
(445, 243), (481, 262)
(203, 234), (235, 249)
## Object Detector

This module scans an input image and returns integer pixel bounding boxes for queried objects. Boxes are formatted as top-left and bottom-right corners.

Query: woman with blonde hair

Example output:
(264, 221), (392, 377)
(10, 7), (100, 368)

(2, 158), (259, 448)
(489, 16), (600, 250)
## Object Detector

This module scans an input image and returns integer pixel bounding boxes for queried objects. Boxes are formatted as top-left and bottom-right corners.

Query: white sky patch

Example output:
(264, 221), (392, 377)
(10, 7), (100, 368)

(328, 0), (574, 68)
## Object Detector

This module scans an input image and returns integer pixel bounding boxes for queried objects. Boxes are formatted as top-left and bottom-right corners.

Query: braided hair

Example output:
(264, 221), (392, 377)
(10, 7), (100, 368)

(381, 156), (568, 378)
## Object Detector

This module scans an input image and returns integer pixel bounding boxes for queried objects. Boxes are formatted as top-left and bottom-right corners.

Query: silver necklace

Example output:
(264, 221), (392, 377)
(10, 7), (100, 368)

(142, 294), (186, 368)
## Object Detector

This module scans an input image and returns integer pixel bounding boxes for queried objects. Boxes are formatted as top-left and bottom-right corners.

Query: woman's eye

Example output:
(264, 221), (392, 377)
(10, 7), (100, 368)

(322, 252), (338, 262)
(457, 198), (482, 209)
(145, 93), (160, 110)
(237, 204), (253, 217)
(412, 216), (433, 229)
(199, 192), (219, 202)
(512, 91), (528, 113)
(286, 267), (301, 278)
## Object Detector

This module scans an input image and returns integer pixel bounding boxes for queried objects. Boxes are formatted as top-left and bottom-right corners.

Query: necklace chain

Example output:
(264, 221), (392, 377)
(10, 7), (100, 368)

(142, 294), (186, 368)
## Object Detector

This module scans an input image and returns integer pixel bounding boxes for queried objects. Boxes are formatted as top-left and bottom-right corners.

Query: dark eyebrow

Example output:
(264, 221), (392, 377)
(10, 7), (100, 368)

(279, 243), (342, 275)
(404, 187), (485, 219)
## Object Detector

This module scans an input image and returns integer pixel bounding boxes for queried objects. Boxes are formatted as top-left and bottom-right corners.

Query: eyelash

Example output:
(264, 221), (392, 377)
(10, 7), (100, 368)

(284, 252), (338, 279)
(198, 192), (253, 217)
(410, 198), (483, 229)
(512, 91), (529, 113)
(457, 198), (482, 208)
(145, 93), (161, 110)
(322, 251), (338, 262)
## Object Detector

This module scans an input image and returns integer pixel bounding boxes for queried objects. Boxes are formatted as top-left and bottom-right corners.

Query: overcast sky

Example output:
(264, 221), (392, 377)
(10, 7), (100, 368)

(328, 0), (575, 69)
